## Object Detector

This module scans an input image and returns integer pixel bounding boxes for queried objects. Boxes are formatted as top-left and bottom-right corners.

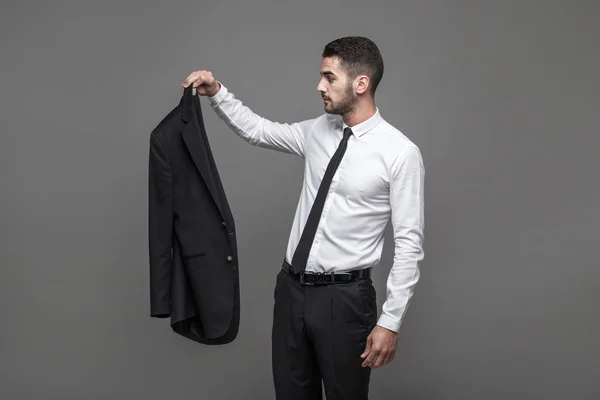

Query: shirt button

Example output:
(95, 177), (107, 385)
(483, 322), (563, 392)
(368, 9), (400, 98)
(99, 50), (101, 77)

(227, 256), (233, 262)
(222, 221), (226, 226)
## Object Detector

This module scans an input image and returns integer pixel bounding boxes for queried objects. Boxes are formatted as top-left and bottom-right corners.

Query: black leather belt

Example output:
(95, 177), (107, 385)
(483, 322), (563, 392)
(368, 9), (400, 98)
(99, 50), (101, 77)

(282, 259), (370, 285)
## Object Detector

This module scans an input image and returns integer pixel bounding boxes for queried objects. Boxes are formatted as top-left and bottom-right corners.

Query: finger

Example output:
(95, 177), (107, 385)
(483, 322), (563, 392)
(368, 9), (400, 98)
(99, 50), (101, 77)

(378, 348), (392, 367)
(199, 73), (215, 88)
(182, 71), (201, 87)
(182, 74), (194, 87)
(193, 73), (210, 88)
(362, 347), (380, 368)
(372, 349), (389, 368)
(383, 348), (396, 365)
(360, 335), (372, 359)
(365, 354), (379, 369)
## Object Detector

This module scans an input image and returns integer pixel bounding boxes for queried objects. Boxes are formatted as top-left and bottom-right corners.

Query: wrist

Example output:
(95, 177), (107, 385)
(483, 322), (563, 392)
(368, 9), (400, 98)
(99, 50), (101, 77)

(207, 82), (221, 97)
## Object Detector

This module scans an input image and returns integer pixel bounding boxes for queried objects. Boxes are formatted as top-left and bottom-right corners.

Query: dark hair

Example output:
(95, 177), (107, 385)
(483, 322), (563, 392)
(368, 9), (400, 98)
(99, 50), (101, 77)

(322, 36), (384, 96)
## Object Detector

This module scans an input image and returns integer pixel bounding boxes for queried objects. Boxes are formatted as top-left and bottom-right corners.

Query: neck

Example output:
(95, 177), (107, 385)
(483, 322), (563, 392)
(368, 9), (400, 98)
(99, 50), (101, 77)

(342, 99), (377, 127)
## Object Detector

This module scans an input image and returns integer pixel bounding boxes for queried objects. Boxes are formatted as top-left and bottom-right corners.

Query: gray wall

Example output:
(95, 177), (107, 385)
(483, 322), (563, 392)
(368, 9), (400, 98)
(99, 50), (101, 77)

(2, 1), (599, 399)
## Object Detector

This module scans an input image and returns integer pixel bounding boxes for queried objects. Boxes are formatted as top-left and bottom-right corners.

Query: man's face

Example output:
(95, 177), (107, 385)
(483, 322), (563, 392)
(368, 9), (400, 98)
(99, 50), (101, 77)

(317, 56), (357, 115)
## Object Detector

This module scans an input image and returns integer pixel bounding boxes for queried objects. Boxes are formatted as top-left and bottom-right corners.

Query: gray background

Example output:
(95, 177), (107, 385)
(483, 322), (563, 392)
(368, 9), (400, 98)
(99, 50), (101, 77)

(2, 1), (599, 399)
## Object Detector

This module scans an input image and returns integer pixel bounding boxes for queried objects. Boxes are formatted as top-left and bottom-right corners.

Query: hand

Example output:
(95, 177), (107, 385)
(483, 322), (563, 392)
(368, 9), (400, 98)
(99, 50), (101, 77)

(182, 70), (221, 97)
(360, 325), (398, 369)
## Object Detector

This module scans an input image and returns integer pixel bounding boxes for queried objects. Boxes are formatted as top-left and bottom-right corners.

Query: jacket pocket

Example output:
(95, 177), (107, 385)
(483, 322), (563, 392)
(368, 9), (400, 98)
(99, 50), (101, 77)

(182, 251), (207, 261)
(183, 255), (234, 339)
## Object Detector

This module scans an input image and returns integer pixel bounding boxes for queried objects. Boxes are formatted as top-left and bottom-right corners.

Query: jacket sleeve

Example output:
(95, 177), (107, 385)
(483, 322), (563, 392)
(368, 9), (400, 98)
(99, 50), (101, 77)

(148, 133), (173, 318)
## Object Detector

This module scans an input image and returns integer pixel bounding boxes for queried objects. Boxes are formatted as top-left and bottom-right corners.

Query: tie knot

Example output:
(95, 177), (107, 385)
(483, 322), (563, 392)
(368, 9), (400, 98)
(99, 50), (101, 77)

(343, 127), (353, 138)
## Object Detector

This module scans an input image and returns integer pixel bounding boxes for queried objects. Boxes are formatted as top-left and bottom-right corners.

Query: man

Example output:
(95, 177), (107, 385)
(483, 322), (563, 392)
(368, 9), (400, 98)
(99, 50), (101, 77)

(182, 36), (425, 399)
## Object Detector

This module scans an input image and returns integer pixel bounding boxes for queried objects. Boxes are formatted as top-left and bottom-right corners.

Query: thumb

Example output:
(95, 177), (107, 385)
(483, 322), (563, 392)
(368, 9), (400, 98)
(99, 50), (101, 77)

(361, 335), (372, 358)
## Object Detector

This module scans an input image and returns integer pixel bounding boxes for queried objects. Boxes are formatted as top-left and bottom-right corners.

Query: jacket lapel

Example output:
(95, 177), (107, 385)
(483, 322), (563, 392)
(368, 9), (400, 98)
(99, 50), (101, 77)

(180, 86), (228, 223)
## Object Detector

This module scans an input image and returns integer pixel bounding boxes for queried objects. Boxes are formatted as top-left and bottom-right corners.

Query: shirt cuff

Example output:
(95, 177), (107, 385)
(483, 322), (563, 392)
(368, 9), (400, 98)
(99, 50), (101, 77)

(376, 313), (402, 333)
(208, 81), (227, 104)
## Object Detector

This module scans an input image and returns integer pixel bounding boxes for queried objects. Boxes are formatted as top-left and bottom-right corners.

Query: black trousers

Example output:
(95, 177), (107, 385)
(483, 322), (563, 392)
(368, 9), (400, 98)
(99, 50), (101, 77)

(271, 264), (378, 400)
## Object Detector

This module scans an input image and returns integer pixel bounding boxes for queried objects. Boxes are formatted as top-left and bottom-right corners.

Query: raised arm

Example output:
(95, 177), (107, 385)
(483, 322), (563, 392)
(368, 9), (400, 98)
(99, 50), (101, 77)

(183, 70), (317, 157)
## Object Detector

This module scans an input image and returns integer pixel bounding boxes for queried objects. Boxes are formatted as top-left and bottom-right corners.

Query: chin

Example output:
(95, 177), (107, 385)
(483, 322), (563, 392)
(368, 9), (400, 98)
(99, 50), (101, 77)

(323, 104), (336, 114)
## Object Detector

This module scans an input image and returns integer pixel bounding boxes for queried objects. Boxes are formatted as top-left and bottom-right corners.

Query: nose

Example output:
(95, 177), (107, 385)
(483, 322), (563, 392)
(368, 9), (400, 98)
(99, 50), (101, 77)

(317, 79), (325, 93)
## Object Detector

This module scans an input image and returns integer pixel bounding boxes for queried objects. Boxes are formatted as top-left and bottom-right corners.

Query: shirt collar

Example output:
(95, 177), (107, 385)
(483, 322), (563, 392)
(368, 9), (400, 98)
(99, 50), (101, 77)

(340, 107), (383, 138)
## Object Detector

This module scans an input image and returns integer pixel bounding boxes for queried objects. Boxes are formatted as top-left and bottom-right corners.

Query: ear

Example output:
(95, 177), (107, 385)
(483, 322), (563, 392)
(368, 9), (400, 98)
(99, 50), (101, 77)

(354, 75), (370, 95)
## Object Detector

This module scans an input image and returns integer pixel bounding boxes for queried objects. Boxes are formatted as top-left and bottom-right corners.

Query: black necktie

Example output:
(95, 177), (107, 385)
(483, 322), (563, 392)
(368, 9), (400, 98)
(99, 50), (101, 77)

(291, 127), (353, 274)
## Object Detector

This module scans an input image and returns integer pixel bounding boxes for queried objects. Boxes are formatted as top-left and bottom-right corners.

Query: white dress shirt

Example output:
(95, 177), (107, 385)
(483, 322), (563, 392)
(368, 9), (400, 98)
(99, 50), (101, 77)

(208, 83), (425, 333)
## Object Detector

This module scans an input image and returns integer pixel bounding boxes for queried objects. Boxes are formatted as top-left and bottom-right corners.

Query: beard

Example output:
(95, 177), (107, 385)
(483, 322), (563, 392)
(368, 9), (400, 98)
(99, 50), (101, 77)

(324, 82), (358, 115)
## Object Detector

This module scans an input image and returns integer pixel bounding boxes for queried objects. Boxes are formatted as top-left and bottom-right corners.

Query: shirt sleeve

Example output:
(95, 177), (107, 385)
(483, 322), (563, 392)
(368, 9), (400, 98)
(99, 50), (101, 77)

(376, 144), (425, 332)
(208, 82), (317, 158)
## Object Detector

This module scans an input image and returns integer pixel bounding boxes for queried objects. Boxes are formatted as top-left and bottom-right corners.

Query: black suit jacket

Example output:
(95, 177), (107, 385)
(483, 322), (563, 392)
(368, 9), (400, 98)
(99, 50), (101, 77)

(148, 85), (240, 345)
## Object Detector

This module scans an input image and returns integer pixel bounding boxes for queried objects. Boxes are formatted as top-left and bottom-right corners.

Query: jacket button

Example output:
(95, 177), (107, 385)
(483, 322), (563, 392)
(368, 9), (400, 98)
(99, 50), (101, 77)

(227, 256), (233, 262)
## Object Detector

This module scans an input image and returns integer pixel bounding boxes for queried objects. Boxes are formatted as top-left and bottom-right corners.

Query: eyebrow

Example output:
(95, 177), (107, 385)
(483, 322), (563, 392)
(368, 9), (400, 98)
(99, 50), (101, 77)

(320, 70), (337, 77)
